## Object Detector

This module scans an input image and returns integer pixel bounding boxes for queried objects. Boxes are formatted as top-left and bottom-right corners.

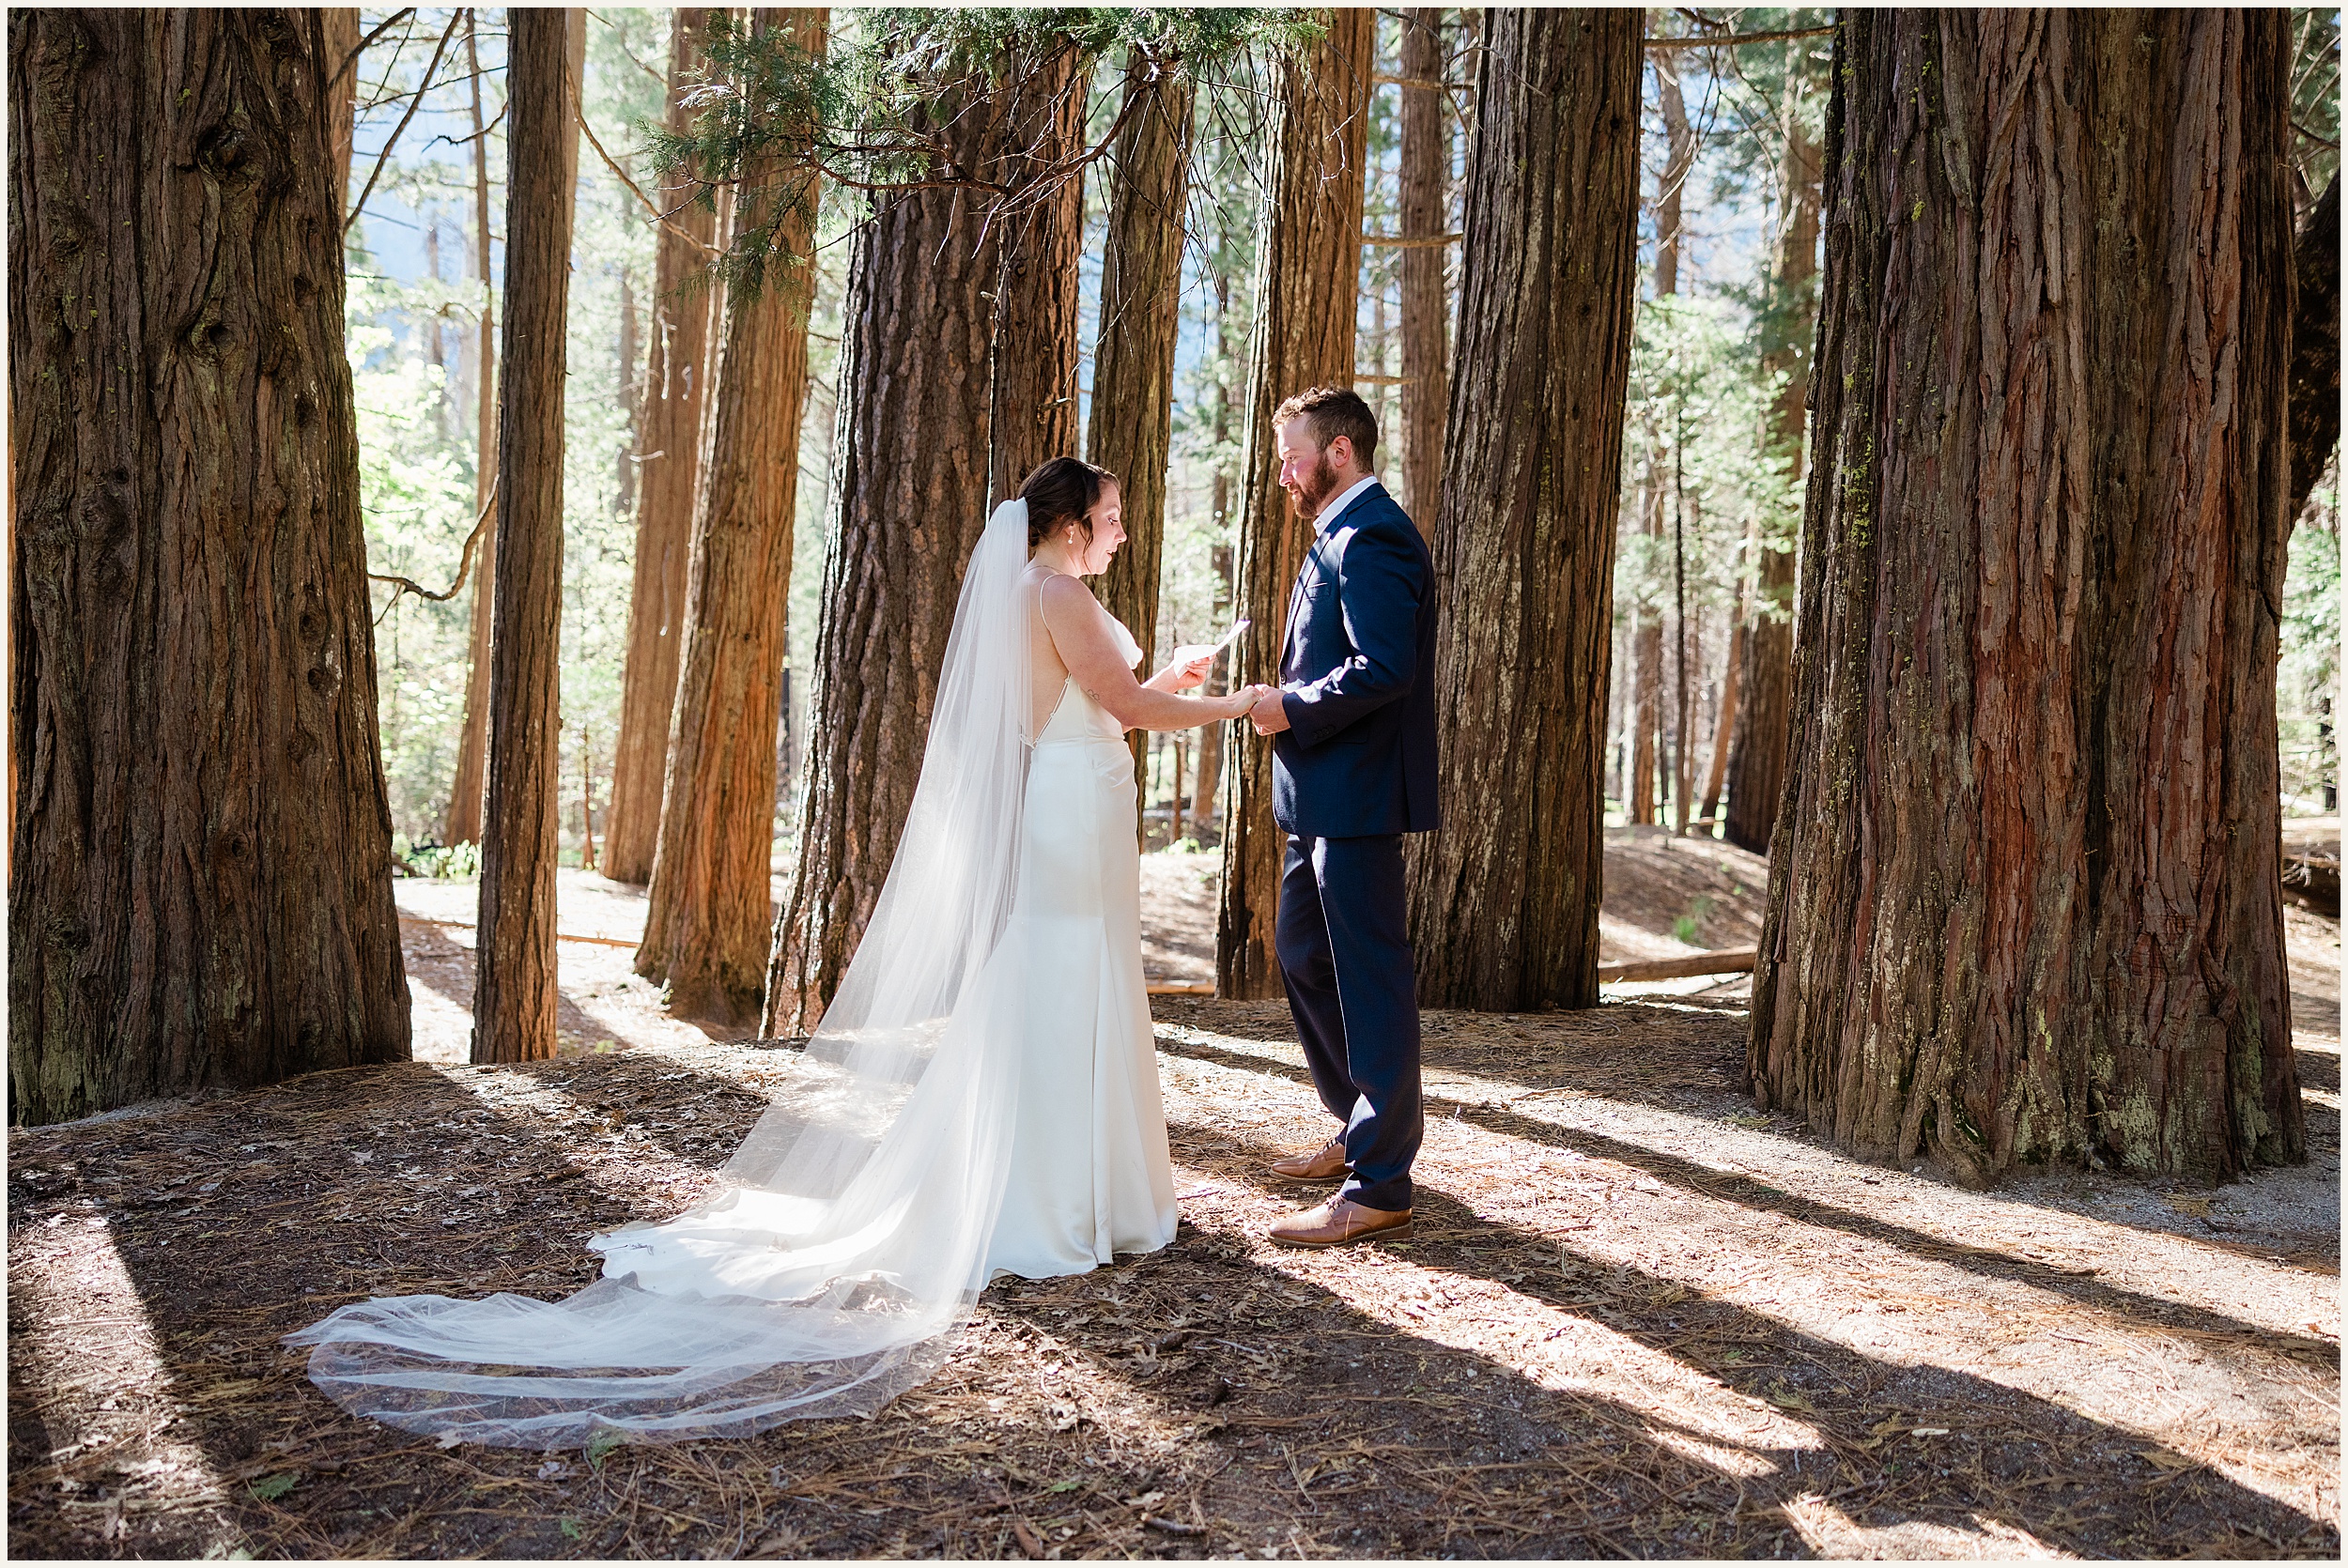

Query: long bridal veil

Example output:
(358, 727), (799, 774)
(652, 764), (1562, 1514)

(287, 501), (1041, 1448)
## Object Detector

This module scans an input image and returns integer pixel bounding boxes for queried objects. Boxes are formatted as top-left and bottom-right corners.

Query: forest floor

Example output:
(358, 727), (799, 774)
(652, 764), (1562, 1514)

(8, 829), (2340, 1560)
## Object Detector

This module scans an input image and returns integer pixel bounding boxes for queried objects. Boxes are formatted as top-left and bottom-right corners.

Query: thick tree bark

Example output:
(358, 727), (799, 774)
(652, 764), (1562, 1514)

(985, 37), (1086, 502)
(2289, 175), (2339, 520)
(8, 8), (409, 1124)
(444, 10), (499, 848)
(1404, 7), (1642, 1013)
(322, 8), (359, 222)
(764, 85), (1000, 1036)
(1751, 11), (2303, 1184)
(1215, 8), (1372, 1000)
(637, 8), (825, 1028)
(603, 8), (721, 884)
(472, 8), (581, 1066)
(1397, 8), (1449, 523)
(1088, 51), (1195, 834)
(1723, 67), (1820, 857)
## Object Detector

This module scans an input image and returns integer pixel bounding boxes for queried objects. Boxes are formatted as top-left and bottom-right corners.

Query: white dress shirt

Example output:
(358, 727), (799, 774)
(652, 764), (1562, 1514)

(1313, 474), (1382, 536)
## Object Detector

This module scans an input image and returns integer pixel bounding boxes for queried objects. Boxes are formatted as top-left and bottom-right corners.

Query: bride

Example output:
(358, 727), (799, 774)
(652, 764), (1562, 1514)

(287, 457), (1265, 1449)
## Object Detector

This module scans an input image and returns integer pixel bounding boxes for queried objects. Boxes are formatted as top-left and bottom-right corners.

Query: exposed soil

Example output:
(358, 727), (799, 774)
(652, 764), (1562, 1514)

(8, 839), (2339, 1560)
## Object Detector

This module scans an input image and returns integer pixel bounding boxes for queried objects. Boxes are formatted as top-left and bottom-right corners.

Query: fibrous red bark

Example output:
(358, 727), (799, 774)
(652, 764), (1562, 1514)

(1215, 8), (1372, 1001)
(1404, 7), (1642, 1012)
(8, 8), (410, 1123)
(638, 8), (825, 1028)
(443, 9), (500, 849)
(602, 7), (722, 884)
(1089, 50), (1195, 832)
(1396, 8), (1449, 523)
(764, 80), (1001, 1036)
(1751, 10), (2304, 1183)
(472, 8), (581, 1066)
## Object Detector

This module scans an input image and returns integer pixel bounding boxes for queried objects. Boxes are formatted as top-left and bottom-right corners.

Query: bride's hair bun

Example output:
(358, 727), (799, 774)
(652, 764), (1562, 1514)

(1019, 456), (1120, 546)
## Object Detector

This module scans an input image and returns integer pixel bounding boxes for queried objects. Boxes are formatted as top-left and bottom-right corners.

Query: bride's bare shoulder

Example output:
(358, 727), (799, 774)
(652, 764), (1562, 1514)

(1036, 571), (1102, 619)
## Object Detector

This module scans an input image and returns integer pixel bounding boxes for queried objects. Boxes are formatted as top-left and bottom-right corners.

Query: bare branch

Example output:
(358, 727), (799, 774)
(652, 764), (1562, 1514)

(345, 8), (463, 237)
(368, 483), (498, 619)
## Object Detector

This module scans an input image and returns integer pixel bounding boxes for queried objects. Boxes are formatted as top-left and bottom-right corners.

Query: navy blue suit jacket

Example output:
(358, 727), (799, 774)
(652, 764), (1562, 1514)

(1272, 482), (1441, 838)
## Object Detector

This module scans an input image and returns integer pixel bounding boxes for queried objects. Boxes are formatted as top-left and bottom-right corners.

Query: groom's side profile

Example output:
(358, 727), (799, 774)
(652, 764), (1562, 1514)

(1246, 388), (1439, 1248)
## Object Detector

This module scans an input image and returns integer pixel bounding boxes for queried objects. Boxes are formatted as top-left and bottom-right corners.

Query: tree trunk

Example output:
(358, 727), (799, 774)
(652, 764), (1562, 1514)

(1637, 49), (1696, 832)
(1750, 11), (2304, 1184)
(8, 8), (410, 1125)
(472, 8), (581, 1067)
(1215, 8), (1372, 1000)
(1698, 587), (1744, 822)
(1190, 275), (1239, 839)
(763, 84), (1001, 1036)
(1403, 7), (1642, 1013)
(1628, 473), (1662, 823)
(616, 266), (640, 520)
(2289, 175), (2339, 520)
(1723, 66), (1821, 856)
(1088, 51), (1195, 839)
(637, 8), (824, 1029)
(602, 8), (721, 884)
(322, 8), (359, 222)
(985, 38), (1086, 502)
(444, 10), (499, 847)
(1398, 8), (1449, 524)
(1192, 542), (1232, 833)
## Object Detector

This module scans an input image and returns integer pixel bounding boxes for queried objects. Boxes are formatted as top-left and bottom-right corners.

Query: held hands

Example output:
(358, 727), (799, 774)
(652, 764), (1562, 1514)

(1247, 686), (1291, 735)
(1224, 683), (1276, 722)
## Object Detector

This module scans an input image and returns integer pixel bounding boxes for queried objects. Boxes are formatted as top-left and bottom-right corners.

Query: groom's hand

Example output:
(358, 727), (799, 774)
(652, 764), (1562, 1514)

(1249, 687), (1291, 735)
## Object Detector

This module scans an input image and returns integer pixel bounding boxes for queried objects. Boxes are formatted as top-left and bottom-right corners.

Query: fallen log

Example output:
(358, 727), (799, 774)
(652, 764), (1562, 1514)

(1597, 949), (1758, 984)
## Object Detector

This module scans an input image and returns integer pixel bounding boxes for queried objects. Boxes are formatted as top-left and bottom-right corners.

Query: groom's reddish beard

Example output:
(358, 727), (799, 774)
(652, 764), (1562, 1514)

(1285, 447), (1342, 521)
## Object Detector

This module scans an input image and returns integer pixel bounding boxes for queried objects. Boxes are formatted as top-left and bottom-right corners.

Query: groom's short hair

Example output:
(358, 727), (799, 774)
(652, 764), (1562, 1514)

(1274, 387), (1379, 467)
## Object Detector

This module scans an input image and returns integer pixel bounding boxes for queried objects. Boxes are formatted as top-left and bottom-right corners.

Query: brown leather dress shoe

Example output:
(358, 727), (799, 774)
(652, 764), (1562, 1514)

(1267, 1136), (1350, 1182)
(1268, 1196), (1413, 1249)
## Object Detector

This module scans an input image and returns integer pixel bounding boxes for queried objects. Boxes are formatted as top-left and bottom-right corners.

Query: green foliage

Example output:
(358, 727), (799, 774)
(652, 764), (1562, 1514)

(1616, 295), (1803, 630)
(247, 1473), (300, 1502)
(2280, 464), (2340, 809)
(651, 8), (1306, 295)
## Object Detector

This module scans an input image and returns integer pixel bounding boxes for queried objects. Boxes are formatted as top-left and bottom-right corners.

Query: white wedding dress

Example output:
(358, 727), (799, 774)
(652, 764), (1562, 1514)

(287, 500), (1177, 1448)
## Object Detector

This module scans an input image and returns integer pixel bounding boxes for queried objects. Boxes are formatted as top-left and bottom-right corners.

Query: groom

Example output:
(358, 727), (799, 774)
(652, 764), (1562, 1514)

(1245, 388), (1439, 1248)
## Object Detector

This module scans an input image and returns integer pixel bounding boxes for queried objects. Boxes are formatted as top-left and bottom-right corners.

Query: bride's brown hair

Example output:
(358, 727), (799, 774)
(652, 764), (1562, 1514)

(1018, 456), (1120, 547)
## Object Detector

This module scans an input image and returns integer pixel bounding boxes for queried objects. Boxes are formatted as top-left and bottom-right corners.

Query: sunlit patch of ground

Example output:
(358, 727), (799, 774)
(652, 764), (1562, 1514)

(8, 866), (2337, 1559)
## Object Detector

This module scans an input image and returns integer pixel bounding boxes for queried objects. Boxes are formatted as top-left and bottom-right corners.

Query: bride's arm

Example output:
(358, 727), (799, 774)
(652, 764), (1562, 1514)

(1040, 576), (1261, 732)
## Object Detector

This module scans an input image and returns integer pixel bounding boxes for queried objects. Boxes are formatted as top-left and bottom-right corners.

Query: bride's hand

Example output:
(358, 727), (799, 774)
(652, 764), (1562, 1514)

(1164, 644), (1217, 691)
(1222, 684), (1274, 720)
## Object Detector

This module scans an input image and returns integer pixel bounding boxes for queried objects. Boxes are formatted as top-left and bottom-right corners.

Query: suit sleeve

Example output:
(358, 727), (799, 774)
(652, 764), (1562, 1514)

(1279, 518), (1425, 748)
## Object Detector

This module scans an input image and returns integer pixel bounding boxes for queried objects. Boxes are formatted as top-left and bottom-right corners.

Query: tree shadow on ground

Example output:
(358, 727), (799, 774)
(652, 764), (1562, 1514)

(1159, 995), (2345, 1267)
(9, 1037), (2337, 1560)
(1152, 1026), (2339, 1360)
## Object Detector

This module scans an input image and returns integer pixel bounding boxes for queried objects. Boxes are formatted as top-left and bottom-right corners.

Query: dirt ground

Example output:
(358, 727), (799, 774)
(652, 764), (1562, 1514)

(8, 832), (2340, 1560)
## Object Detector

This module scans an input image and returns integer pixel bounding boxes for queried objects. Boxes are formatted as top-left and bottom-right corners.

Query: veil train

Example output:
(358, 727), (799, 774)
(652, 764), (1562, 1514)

(286, 500), (1041, 1448)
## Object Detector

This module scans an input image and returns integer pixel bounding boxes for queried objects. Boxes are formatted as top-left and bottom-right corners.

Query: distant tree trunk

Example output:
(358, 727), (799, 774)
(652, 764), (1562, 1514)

(1190, 274), (1239, 838)
(1698, 586), (1744, 822)
(616, 266), (641, 520)
(985, 37), (1087, 501)
(638, 8), (825, 1029)
(1216, 8), (1372, 1000)
(472, 8), (581, 1067)
(322, 8), (359, 221)
(603, 7), (721, 884)
(1404, 7), (1641, 1012)
(2289, 175), (2339, 520)
(1628, 472), (1662, 823)
(1637, 48), (1696, 833)
(444, 10), (499, 847)
(1724, 66), (1821, 856)
(8, 8), (410, 1125)
(1089, 51), (1195, 838)
(763, 84), (1000, 1036)
(1751, 11), (2303, 1184)
(1397, 8), (1449, 524)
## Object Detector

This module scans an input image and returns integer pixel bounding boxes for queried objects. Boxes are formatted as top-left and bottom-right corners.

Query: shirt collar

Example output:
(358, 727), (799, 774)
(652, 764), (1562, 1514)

(1314, 475), (1382, 536)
